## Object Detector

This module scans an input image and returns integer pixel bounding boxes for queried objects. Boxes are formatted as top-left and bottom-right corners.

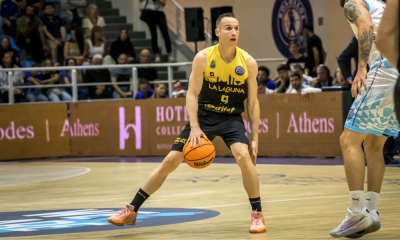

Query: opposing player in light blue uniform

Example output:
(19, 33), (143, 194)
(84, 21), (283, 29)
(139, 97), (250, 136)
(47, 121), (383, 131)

(332, 0), (400, 238)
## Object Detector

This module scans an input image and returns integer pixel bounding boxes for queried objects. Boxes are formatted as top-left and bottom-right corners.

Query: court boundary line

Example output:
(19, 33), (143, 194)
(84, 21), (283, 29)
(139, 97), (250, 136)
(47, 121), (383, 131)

(0, 166), (91, 187)
(192, 191), (400, 209)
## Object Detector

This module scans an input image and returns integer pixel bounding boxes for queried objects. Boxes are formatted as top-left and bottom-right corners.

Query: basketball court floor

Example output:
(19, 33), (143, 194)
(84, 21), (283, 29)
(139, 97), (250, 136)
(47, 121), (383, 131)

(0, 156), (399, 239)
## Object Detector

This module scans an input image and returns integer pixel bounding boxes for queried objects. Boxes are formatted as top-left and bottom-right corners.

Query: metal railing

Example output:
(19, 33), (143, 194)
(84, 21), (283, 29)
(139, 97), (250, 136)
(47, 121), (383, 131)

(0, 58), (285, 105)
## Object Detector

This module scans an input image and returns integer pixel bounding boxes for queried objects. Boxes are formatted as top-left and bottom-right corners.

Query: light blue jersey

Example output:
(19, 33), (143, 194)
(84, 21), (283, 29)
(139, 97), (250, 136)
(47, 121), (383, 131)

(344, 0), (400, 137)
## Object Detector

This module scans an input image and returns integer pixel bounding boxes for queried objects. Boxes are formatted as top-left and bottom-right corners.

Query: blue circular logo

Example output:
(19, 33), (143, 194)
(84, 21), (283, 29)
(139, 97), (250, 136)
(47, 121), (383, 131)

(235, 66), (245, 76)
(0, 208), (220, 237)
(347, 109), (354, 120)
(210, 60), (216, 69)
(272, 0), (314, 58)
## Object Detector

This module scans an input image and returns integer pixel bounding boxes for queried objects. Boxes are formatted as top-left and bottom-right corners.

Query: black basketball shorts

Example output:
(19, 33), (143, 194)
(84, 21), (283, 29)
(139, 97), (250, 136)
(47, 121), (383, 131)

(171, 111), (249, 152)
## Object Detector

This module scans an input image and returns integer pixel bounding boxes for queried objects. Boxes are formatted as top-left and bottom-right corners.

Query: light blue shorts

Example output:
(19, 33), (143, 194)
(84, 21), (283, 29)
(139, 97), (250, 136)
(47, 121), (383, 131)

(345, 63), (400, 137)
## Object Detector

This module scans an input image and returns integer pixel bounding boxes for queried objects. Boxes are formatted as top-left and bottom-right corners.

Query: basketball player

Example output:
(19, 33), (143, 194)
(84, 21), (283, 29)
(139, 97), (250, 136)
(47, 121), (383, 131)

(107, 13), (266, 233)
(331, 0), (400, 238)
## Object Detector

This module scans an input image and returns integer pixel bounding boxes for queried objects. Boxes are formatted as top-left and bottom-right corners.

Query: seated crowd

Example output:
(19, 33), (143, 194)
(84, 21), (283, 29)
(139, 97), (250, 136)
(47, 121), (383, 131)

(0, 1), (349, 103)
(0, 1), (189, 103)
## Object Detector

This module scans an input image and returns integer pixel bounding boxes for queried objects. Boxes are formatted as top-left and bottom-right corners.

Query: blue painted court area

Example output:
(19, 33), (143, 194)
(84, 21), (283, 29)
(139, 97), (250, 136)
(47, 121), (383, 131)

(0, 208), (220, 238)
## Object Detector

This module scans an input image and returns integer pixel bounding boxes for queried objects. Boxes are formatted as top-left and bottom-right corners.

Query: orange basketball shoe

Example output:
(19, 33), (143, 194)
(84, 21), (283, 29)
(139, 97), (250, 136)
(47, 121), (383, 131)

(249, 211), (267, 233)
(107, 205), (137, 227)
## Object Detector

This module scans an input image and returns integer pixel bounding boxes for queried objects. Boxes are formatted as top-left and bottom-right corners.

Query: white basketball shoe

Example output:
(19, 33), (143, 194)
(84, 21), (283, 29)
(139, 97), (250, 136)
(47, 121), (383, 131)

(346, 209), (381, 239)
(330, 208), (373, 238)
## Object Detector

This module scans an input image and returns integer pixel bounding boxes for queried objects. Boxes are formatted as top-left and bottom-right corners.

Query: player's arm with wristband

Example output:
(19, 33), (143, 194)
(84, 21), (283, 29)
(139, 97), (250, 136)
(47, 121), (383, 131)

(246, 55), (260, 166)
(376, 0), (399, 68)
(186, 50), (208, 148)
(344, 0), (373, 97)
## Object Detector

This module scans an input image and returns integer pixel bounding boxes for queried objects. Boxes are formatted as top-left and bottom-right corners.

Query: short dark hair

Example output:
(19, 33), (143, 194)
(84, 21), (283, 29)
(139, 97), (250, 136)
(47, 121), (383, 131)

(66, 58), (77, 66)
(139, 79), (150, 86)
(258, 66), (270, 77)
(43, 3), (54, 8)
(32, 63), (41, 68)
(304, 24), (314, 32)
(174, 80), (181, 85)
(290, 72), (301, 79)
(216, 13), (237, 28)
(277, 64), (289, 72)
(292, 64), (304, 72)
(289, 41), (298, 47)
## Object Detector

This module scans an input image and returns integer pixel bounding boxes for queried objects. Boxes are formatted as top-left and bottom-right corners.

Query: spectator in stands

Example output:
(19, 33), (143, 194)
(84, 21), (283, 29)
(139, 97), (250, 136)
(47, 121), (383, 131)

(82, 3), (105, 38)
(1, 0), (19, 38)
(287, 41), (309, 72)
(139, 0), (174, 63)
(257, 80), (266, 95)
(41, 3), (66, 62)
(275, 64), (290, 93)
(171, 80), (186, 98)
(110, 28), (136, 64)
(16, 0), (44, 12)
(0, 37), (19, 64)
(304, 24), (326, 76)
(151, 82), (168, 98)
(292, 64), (313, 85)
(286, 72), (322, 94)
(84, 25), (106, 60)
(111, 53), (133, 99)
(41, 58), (72, 102)
(85, 54), (110, 99)
(138, 48), (158, 81)
(16, 5), (49, 62)
(135, 79), (154, 100)
(60, 0), (85, 32)
(25, 62), (49, 102)
(62, 57), (86, 99)
(311, 64), (333, 88)
(257, 66), (276, 90)
(64, 26), (86, 64)
(0, 51), (23, 102)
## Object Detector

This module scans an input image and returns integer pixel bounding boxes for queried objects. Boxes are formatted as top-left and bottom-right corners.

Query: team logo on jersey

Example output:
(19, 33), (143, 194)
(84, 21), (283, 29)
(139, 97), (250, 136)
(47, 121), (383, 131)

(347, 109), (354, 120)
(272, 0), (314, 58)
(235, 66), (245, 76)
(0, 208), (220, 237)
(210, 60), (216, 69)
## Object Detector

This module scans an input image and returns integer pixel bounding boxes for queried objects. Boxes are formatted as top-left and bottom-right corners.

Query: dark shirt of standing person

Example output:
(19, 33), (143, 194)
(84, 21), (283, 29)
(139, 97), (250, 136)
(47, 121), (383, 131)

(110, 28), (136, 63)
(304, 24), (326, 76)
(337, 36), (359, 82)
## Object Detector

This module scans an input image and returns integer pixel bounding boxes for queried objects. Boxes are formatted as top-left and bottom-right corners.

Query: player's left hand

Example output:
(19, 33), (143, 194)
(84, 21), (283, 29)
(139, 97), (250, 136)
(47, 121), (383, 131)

(249, 140), (258, 166)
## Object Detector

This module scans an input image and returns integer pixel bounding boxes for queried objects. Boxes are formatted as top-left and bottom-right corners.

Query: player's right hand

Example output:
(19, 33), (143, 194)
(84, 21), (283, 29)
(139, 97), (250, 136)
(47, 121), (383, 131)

(187, 127), (208, 148)
(352, 72), (368, 98)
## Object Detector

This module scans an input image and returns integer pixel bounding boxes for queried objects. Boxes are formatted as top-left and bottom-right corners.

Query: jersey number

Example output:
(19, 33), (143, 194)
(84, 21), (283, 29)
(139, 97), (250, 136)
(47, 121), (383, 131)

(221, 95), (229, 104)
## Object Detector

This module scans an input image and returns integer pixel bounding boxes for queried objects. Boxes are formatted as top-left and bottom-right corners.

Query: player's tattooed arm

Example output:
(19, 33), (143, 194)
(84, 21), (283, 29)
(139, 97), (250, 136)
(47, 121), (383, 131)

(359, 30), (374, 64)
(344, 0), (362, 22)
(344, 0), (372, 97)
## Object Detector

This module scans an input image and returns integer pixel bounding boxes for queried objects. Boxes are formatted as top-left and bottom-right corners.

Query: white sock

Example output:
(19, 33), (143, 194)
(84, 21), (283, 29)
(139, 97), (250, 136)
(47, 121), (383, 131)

(365, 191), (379, 210)
(350, 190), (365, 213)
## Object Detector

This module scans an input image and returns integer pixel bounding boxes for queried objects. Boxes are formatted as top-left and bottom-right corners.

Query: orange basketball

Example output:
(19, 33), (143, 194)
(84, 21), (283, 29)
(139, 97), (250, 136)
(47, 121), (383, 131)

(183, 137), (215, 169)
